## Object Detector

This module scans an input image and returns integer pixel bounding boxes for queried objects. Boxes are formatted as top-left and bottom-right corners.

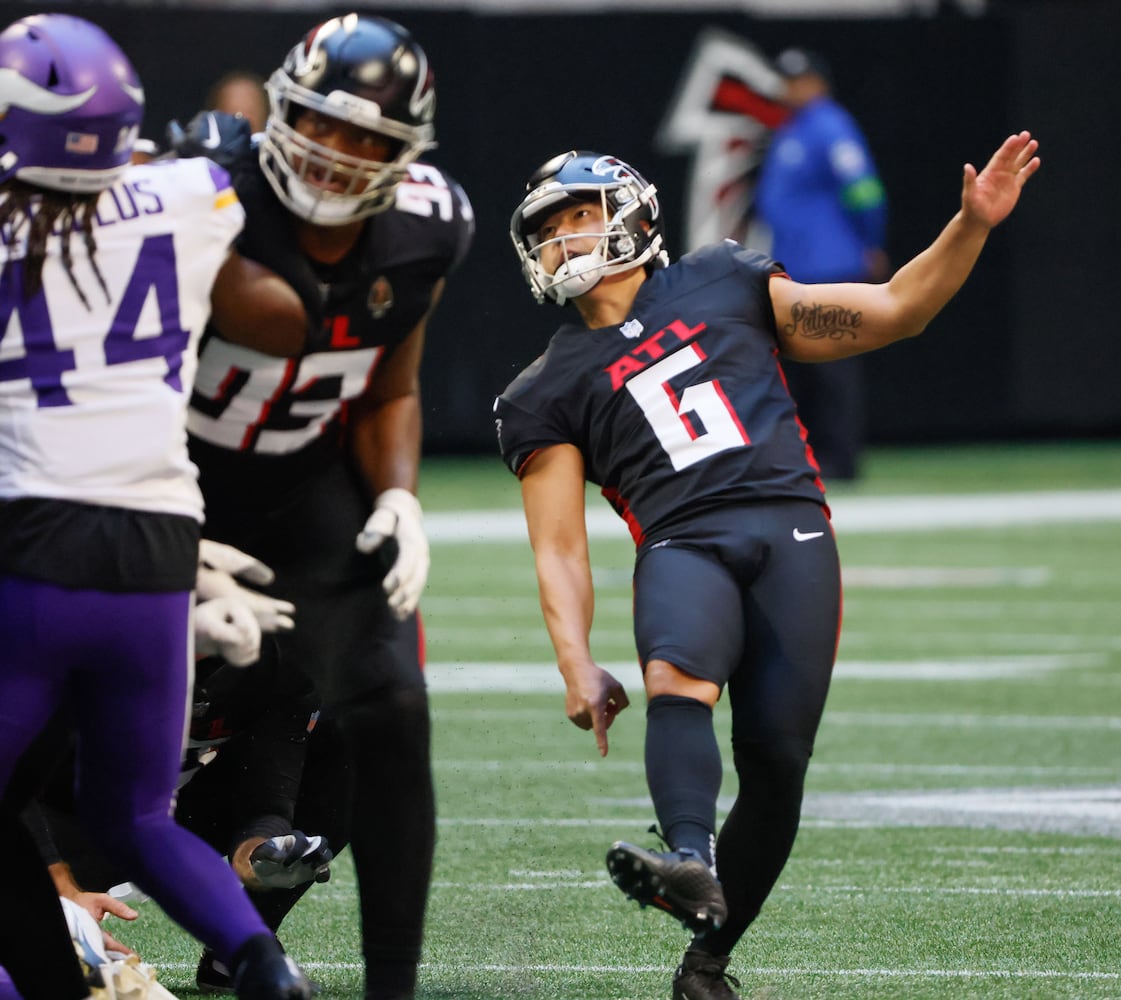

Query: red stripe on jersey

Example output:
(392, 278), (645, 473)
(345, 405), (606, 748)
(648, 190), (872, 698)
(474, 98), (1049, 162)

(416, 609), (426, 671)
(662, 382), (701, 441)
(239, 358), (298, 451)
(712, 378), (751, 444)
(602, 486), (645, 546)
(772, 349), (827, 498)
(514, 447), (545, 479)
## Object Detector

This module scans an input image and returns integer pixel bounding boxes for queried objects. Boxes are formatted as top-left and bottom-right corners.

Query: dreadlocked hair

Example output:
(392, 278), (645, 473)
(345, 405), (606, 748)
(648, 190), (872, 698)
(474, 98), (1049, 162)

(0, 181), (109, 311)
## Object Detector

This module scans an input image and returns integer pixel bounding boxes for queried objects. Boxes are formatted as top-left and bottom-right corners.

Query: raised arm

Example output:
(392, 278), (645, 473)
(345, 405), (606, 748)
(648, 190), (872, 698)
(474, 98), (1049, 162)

(520, 444), (630, 756)
(772, 131), (1040, 362)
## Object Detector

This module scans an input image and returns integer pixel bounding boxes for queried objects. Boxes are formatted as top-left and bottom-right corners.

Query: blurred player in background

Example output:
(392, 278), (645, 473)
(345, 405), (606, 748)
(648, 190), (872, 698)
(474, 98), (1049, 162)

(169, 12), (474, 999)
(0, 12), (311, 999)
(207, 69), (269, 135)
(495, 133), (1038, 999)
(755, 48), (889, 481)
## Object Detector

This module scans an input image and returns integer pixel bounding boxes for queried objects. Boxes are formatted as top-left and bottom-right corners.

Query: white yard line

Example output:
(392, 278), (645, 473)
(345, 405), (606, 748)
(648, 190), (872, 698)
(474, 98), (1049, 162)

(426, 489), (1121, 543)
(424, 653), (1101, 692)
(154, 958), (1121, 981)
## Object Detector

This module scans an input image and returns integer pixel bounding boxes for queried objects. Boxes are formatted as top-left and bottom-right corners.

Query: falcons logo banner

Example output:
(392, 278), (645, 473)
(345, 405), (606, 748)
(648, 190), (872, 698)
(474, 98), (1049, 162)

(656, 28), (787, 253)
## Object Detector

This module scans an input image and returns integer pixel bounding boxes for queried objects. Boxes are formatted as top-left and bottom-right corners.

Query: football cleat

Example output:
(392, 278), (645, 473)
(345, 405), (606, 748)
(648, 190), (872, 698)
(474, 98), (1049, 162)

(672, 950), (743, 1000)
(230, 934), (313, 1000)
(196, 949), (234, 995)
(199, 948), (320, 997)
(606, 841), (727, 932)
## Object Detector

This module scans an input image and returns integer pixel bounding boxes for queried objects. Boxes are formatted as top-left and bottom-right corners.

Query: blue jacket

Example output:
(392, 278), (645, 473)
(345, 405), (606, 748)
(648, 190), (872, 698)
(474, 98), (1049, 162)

(754, 96), (886, 282)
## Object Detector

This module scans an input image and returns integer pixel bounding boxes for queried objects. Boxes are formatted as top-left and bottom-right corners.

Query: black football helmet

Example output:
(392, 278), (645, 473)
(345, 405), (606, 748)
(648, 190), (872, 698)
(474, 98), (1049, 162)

(510, 150), (668, 305)
(260, 13), (436, 226)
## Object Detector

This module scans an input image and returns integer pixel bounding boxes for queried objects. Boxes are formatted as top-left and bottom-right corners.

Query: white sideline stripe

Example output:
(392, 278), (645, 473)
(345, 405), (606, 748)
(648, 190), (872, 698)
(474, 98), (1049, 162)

(419, 963), (1119, 980)
(427, 879), (1121, 898)
(826, 712), (1121, 730)
(425, 654), (1097, 692)
(432, 759), (1114, 778)
(841, 565), (1050, 587)
(432, 705), (1121, 730)
(425, 489), (1121, 542)
(155, 959), (1121, 980)
(801, 786), (1121, 838)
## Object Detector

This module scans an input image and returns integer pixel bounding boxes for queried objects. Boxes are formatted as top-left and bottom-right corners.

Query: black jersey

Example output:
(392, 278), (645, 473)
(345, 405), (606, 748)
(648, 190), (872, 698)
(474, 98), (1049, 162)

(188, 155), (473, 497)
(494, 242), (825, 544)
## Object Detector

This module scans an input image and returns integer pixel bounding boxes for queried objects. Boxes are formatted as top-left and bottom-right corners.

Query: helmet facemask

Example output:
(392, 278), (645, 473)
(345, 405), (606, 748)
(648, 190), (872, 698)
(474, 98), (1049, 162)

(511, 152), (668, 306)
(260, 70), (434, 226)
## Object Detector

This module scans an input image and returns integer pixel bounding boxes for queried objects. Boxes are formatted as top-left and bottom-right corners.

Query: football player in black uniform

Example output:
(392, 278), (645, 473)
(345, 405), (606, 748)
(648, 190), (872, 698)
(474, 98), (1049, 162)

(173, 14), (473, 1000)
(495, 134), (1039, 999)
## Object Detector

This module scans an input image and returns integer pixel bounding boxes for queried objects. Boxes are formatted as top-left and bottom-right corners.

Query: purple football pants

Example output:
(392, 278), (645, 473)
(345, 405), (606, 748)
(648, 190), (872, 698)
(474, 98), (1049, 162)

(0, 575), (270, 966)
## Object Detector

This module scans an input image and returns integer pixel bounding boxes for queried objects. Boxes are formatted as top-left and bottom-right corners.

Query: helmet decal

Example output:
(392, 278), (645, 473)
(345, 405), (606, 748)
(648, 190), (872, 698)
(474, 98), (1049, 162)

(0, 14), (144, 193)
(0, 70), (95, 115)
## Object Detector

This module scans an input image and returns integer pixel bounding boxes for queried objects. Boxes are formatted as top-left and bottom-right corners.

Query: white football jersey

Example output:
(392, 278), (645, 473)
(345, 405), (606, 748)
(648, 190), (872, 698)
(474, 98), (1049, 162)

(0, 158), (244, 521)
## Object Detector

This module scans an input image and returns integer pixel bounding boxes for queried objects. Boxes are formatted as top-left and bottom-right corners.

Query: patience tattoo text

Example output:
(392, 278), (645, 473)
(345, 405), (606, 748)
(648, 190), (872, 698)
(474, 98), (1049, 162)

(783, 302), (862, 341)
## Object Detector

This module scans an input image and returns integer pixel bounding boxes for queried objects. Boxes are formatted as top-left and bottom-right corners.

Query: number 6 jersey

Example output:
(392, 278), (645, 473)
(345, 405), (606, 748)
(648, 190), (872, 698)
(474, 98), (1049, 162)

(494, 242), (826, 545)
(0, 158), (243, 521)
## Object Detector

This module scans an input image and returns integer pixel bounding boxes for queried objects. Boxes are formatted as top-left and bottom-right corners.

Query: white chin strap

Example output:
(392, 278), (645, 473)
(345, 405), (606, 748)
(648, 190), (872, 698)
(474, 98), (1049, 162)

(551, 250), (606, 304)
(283, 180), (365, 226)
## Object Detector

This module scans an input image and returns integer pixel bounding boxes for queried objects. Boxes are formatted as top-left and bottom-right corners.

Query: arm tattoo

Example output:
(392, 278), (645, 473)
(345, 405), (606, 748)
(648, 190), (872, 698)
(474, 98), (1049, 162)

(782, 301), (862, 341)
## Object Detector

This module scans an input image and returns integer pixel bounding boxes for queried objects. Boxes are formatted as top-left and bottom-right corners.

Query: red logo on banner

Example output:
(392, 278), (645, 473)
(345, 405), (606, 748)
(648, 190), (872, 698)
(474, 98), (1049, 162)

(656, 28), (788, 251)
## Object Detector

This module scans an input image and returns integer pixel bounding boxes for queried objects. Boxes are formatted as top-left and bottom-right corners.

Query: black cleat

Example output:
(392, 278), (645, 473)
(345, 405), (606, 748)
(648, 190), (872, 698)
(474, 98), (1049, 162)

(230, 934), (313, 1000)
(606, 840), (727, 932)
(672, 950), (743, 1000)
(203, 946), (322, 997)
(197, 949), (235, 995)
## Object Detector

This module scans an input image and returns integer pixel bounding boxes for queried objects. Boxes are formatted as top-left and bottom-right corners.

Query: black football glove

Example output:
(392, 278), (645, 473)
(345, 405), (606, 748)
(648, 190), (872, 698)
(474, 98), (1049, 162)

(166, 110), (253, 169)
(248, 831), (333, 889)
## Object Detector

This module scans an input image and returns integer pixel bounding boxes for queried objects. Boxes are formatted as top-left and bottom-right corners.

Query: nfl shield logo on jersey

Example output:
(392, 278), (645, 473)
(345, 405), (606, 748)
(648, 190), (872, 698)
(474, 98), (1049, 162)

(367, 276), (395, 319)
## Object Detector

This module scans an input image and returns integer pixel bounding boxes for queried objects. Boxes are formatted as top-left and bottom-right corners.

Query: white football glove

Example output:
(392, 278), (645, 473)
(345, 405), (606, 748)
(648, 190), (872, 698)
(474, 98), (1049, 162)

(194, 597), (262, 667)
(249, 832), (333, 889)
(355, 488), (429, 621)
(196, 539), (295, 633)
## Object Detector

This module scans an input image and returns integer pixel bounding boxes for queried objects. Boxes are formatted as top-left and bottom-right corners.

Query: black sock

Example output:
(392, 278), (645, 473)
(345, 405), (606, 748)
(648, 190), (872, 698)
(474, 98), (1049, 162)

(644, 695), (722, 866)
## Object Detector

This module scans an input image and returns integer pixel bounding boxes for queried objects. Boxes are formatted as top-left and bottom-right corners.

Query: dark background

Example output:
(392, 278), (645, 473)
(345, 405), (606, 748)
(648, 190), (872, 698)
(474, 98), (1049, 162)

(5, 0), (1118, 453)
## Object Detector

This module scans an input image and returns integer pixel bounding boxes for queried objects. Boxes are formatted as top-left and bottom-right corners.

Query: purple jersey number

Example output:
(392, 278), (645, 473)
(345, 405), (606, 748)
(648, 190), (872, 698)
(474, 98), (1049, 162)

(0, 233), (189, 404)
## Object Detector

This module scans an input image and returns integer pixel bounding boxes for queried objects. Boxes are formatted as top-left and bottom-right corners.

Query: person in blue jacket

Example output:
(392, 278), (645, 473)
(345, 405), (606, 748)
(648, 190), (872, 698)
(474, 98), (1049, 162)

(755, 48), (888, 480)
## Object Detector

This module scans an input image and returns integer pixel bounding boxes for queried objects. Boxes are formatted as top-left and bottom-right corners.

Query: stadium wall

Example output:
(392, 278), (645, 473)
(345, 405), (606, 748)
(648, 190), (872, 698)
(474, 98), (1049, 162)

(1, 1), (1116, 451)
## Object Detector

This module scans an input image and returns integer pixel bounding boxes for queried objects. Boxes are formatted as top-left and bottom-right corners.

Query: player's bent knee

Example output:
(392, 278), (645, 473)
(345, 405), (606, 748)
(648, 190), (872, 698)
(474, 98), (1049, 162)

(643, 659), (721, 706)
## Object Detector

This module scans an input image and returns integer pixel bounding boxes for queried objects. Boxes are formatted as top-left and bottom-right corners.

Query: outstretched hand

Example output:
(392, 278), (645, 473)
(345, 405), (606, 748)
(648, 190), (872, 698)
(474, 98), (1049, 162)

(962, 130), (1041, 230)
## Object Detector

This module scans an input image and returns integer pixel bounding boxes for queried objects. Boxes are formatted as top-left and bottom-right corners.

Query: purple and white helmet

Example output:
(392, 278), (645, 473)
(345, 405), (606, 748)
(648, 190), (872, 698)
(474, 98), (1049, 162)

(0, 14), (144, 193)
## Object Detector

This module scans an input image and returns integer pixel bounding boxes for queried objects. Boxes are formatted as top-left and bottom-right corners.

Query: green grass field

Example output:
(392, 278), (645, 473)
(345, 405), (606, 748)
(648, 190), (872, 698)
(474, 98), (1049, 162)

(121, 441), (1121, 999)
